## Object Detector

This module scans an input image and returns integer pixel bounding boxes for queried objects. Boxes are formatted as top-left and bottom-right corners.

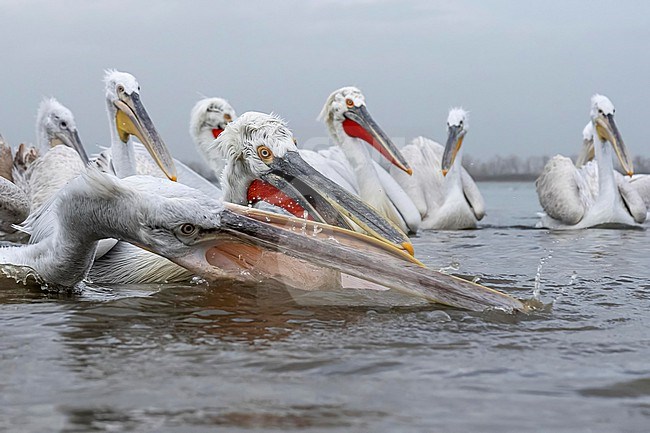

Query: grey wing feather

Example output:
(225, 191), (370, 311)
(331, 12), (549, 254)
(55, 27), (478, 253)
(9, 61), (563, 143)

(461, 168), (485, 220)
(536, 155), (585, 225)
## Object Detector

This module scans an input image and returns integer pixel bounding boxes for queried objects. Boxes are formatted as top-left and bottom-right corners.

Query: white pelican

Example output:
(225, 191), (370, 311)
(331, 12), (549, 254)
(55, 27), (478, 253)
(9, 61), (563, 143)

(389, 108), (485, 230)
(3, 168), (523, 312)
(190, 97), (237, 183)
(105, 94), (230, 197)
(217, 111), (415, 255)
(536, 94), (646, 229)
(102, 70), (177, 180)
(304, 87), (421, 234)
(576, 121), (650, 211)
(11, 98), (90, 211)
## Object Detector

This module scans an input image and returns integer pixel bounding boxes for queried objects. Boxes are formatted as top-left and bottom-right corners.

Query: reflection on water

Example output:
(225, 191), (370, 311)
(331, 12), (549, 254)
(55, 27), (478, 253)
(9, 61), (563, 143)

(1, 182), (650, 432)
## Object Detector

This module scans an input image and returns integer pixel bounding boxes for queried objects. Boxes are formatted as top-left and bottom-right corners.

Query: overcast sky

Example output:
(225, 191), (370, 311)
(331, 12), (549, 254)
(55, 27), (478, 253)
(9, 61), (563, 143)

(1, 0), (649, 164)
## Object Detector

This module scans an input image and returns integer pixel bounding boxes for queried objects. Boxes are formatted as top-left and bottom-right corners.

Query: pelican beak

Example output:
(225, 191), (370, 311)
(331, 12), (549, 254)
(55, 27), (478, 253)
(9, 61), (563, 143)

(114, 92), (177, 181)
(343, 105), (412, 175)
(171, 205), (525, 313)
(595, 113), (633, 176)
(52, 129), (90, 164)
(575, 137), (595, 168)
(260, 150), (414, 255)
(441, 125), (465, 176)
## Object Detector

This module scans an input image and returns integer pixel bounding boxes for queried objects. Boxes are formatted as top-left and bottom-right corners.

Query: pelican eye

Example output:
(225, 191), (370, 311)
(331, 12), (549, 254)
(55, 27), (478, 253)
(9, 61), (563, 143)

(60, 121), (68, 129)
(117, 84), (125, 93)
(179, 223), (197, 236)
(257, 145), (273, 161)
(224, 113), (232, 122)
(345, 98), (354, 108)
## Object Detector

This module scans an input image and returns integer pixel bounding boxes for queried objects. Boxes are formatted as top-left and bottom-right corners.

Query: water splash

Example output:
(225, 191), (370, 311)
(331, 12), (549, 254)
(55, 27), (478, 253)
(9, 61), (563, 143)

(532, 251), (553, 300)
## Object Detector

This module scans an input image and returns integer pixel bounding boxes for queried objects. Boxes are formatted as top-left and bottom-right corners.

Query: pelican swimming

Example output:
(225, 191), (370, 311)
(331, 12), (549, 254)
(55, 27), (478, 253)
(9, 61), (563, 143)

(217, 111), (414, 254)
(536, 94), (646, 229)
(389, 108), (485, 230)
(576, 121), (650, 212)
(3, 167), (523, 312)
(302, 87), (421, 234)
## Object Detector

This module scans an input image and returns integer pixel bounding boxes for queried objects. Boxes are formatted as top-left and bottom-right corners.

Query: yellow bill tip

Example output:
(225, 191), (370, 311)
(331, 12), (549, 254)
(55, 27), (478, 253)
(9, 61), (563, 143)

(402, 242), (415, 256)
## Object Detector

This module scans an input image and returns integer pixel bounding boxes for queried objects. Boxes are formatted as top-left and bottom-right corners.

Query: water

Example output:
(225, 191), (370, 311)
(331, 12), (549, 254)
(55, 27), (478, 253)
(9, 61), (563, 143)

(2, 182), (650, 432)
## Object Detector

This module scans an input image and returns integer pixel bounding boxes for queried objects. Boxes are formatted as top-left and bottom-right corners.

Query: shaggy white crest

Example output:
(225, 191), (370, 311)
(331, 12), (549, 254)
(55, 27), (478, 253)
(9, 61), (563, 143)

(217, 111), (295, 171)
(35, 97), (77, 150)
(103, 69), (140, 100)
(591, 94), (615, 117)
(189, 97), (237, 141)
(446, 108), (468, 130)
(318, 86), (366, 123)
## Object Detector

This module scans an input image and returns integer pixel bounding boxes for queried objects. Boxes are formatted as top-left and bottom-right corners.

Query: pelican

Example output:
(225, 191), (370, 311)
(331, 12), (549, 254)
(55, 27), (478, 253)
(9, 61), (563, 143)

(576, 121), (650, 211)
(217, 111), (414, 255)
(106, 94), (229, 197)
(11, 98), (90, 212)
(101, 70), (177, 180)
(389, 108), (485, 230)
(190, 97), (237, 183)
(536, 94), (646, 229)
(303, 87), (421, 234)
(3, 168), (524, 313)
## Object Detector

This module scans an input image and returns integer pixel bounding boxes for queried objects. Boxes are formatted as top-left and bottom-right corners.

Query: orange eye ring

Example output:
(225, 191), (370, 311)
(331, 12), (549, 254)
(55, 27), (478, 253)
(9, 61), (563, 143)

(345, 98), (354, 108)
(257, 145), (273, 161)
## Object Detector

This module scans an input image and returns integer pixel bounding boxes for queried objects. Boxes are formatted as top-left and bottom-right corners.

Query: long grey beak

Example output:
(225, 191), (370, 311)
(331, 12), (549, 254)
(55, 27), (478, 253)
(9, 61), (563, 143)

(174, 206), (525, 313)
(602, 113), (633, 176)
(114, 92), (177, 181)
(262, 150), (414, 255)
(343, 105), (412, 175)
(441, 125), (465, 176)
(54, 129), (90, 164)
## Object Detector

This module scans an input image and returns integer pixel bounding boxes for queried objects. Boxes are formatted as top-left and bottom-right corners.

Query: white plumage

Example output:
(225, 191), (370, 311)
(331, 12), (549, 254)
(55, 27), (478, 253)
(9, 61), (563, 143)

(389, 108), (485, 230)
(308, 86), (420, 234)
(536, 94), (646, 229)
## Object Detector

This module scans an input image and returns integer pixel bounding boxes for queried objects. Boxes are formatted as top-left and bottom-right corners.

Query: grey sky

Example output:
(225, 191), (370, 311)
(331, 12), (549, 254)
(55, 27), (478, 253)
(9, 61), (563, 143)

(1, 0), (649, 163)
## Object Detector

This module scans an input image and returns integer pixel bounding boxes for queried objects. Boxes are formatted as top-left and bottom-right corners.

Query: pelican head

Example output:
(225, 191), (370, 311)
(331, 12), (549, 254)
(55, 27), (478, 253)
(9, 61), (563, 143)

(35, 98), (89, 164)
(217, 111), (414, 255)
(190, 97), (237, 178)
(441, 108), (469, 176)
(590, 94), (633, 176)
(319, 86), (412, 175)
(190, 97), (237, 142)
(103, 69), (177, 181)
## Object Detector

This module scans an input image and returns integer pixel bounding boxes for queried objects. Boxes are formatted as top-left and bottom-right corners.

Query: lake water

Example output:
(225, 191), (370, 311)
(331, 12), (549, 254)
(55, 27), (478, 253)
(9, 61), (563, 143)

(2, 181), (649, 432)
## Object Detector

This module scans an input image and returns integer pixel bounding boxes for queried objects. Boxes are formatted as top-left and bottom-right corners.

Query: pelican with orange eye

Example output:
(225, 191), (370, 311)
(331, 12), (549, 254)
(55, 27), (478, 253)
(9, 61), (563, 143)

(345, 98), (355, 108)
(257, 145), (274, 162)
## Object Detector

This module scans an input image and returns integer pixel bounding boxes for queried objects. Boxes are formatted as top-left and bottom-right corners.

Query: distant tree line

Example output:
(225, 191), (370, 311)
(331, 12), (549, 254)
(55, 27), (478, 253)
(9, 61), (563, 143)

(463, 154), (650, 181)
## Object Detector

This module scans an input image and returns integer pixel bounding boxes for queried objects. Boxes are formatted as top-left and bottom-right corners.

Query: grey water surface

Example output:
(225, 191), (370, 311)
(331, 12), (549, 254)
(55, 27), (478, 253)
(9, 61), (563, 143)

(1, 182), (649, 433)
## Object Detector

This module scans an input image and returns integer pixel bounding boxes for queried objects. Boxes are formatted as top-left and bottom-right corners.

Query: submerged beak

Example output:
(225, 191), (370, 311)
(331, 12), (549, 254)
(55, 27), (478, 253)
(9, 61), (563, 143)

(343, 105), (412, 175)
(172, 205), (525, 313)
(595, 113), (633, 176)
(261, 150), (414, 255)
(441, 125), (465, 176)
(114, 92), (177, 181)
(53, 129), (90, 164)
